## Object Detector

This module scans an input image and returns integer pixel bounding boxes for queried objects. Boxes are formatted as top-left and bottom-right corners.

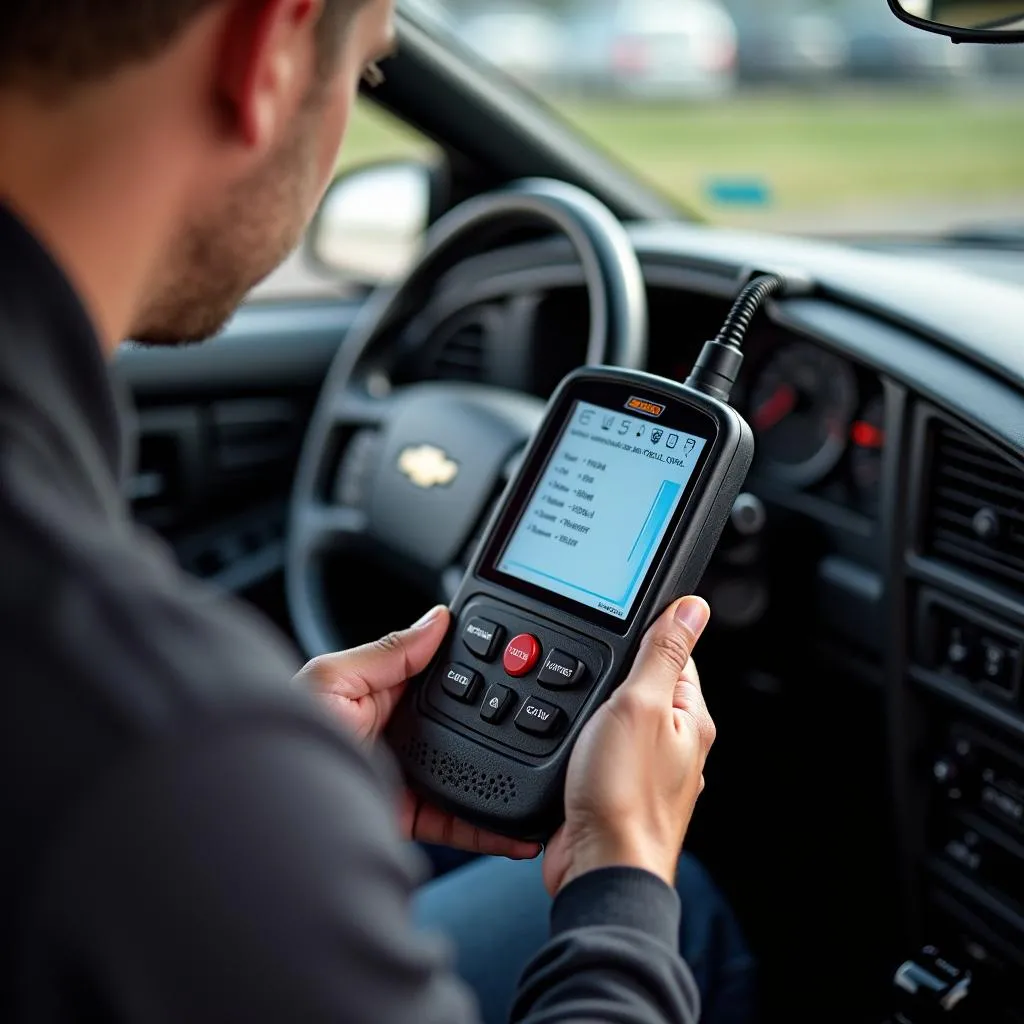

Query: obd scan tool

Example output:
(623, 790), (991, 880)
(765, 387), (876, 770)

(388, 273), (797, 841)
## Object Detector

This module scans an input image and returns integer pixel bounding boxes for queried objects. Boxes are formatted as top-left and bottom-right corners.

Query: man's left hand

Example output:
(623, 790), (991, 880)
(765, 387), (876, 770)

(296, 606), (540, 861)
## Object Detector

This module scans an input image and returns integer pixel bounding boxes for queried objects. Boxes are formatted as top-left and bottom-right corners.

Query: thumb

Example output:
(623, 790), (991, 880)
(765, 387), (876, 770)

(620, 596), (710, 702)
(344, 605), (450, 692)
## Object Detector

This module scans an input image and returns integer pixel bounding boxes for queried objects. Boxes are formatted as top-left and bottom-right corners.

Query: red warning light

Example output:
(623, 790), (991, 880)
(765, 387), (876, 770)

(851, 421), (885, 449)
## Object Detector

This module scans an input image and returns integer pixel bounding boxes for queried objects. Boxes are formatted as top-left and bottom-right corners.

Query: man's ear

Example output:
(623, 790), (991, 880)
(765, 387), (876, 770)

(215, 0), (324, 151)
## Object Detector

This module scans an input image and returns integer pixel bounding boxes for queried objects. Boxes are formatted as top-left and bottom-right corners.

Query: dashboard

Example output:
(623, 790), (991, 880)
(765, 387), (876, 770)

(116, 219), (1024, 1018)
(400, 257), (891, 532)
(379, 224), (1024, 1014)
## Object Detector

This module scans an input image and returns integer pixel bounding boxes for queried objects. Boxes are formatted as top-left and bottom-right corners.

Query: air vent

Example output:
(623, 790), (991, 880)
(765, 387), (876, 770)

(126, 433), (183, 523)
(210, 398), (299, 477)
(429, 310), (492, 382)
(125, 405), (202, 530)
(925, 422), (1024, 590)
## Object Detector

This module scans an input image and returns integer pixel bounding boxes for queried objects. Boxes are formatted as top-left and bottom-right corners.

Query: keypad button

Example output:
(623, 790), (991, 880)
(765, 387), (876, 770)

(480, 683), (515, 723)
(514, 697), (563, 737)
(463, 617), (503, 661)
(538, 649), (585, 690)
(504, 634), (541, 677)
(441, 663), (482, 703)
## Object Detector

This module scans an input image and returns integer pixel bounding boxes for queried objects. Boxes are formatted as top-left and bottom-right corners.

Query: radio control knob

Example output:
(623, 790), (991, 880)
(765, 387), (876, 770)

(933, 758), (958, 786)
(731, 493), (766, 537)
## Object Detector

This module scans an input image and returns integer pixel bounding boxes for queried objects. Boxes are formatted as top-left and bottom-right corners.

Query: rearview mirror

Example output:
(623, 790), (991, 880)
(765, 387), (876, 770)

(888, 0), (1024, 40)
(306, 161), (432, 286)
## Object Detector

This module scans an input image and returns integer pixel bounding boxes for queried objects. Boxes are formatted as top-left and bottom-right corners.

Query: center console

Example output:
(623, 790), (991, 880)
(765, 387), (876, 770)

(899, 404), (1024, 1020)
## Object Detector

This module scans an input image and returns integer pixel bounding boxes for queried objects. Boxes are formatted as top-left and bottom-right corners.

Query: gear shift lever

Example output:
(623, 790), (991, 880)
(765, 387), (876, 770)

(887, 947), (978, 1022)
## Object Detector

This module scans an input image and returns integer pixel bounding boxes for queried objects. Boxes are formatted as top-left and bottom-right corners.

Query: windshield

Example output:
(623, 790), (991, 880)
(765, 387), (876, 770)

(411, 0), (1024, 238)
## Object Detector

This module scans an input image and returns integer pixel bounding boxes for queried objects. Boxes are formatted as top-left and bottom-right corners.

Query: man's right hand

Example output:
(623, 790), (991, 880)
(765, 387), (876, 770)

(543, 596), (715, 896)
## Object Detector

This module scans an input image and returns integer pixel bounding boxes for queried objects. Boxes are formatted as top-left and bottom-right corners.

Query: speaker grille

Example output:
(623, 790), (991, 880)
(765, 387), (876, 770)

(401, 739), (517, 804)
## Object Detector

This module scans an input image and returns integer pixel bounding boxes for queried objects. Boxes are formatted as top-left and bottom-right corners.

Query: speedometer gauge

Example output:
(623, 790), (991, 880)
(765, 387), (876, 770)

(748, 343), (858, 487)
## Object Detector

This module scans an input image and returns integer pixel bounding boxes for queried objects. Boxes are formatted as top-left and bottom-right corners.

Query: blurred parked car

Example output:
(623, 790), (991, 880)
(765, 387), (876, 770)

(457, 4), (564, 88)
(725, 0), (848, 84)
(560, 0), (739, 100)
(982, 39), (1024, 78)
(840, 0), (980, 80)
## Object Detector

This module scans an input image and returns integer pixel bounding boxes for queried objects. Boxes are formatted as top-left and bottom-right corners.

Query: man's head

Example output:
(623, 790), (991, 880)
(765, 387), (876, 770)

(0, 0), (396, 346)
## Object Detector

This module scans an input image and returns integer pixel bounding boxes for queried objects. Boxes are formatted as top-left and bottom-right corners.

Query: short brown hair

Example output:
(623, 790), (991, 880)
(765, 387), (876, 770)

(0, 0), (356, 95)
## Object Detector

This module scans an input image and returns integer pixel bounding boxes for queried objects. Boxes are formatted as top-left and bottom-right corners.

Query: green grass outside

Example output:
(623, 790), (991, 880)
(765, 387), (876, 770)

(339, 89), (1024, 228)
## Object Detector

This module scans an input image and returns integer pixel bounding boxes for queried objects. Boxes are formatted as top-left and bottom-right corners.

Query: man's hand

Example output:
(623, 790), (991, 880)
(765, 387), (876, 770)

(296, 606), (540, 861)
(542, 596), (715, 896)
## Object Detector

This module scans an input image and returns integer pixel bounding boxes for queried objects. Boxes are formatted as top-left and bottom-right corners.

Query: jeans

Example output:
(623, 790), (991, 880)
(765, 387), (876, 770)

(415, 852), (758, 1024)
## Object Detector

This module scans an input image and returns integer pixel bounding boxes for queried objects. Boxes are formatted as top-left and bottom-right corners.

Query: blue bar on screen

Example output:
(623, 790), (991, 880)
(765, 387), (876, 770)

(619, 480), (681, 605)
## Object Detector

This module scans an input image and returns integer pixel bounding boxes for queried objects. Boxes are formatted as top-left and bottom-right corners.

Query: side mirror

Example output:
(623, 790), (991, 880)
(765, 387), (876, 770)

(306, 160), (432, 286)
(887, 0), (1024, 41)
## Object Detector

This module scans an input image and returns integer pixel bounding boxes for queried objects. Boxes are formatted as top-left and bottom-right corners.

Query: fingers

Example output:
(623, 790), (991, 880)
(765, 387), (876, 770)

(671, 657), (703, 710)
(667, 651), (700, 708)
(311, 606), (450, 694)
(540, 825), (571, 897)
(620, 596), (710, 703)
(403, 793), (541, 860)
(671, 653), (716, 745)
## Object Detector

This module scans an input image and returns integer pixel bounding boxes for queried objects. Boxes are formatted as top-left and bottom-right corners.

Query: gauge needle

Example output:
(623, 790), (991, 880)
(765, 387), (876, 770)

(753, 383), (797, 431)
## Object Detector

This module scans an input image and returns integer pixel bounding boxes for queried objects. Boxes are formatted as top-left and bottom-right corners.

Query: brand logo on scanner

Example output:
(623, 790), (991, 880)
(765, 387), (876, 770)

(397, 445), (459, 489)
(625, 396), (666, 418)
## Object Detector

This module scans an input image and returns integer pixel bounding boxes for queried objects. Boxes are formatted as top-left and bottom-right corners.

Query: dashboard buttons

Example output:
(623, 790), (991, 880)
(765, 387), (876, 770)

(979, 635), (1019, 700)
(946, 625), (972, 670)
(441, 663), (482, 703)
(538, 649), (585, 690)
(982, 637), (1008, 680)
(515, 697), (562, 737)
(463, 617), (504, 661)
(980, 783), (1024, 829)
(480, 683), (515, 724)
(929, 599), (1022, 705)
(504, 634), (541, 677)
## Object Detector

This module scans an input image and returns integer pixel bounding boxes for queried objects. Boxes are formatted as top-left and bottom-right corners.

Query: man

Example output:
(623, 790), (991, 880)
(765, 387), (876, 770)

(0, 1), (752, 1021)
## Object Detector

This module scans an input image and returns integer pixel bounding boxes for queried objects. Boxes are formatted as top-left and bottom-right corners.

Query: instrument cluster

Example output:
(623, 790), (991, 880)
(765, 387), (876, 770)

(667, 328), (886, 516)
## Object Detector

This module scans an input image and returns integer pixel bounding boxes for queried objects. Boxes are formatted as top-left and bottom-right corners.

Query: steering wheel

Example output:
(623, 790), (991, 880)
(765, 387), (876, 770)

(286, 178), (648, 656)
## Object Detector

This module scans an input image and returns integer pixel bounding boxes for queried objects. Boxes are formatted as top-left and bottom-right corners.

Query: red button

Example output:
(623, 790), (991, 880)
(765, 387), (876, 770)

(503, 634), (541, 677)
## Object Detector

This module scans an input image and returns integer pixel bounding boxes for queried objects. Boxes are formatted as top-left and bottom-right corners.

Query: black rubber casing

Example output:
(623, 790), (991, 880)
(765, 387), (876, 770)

(387, 366), (754, 841)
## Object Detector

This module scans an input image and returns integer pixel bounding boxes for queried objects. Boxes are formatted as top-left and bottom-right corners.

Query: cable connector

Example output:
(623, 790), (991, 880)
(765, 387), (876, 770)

(736, 264), (815, 298)
(685, 267), (814, 404)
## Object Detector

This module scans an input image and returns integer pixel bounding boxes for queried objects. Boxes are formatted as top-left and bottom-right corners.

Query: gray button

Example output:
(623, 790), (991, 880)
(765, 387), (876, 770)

(538, 649), (585, 689)
(441, 663), (482, 703)
(462, 617), (503, 660)
(514, 697), (562, 737)
(480, 683), (514, 723)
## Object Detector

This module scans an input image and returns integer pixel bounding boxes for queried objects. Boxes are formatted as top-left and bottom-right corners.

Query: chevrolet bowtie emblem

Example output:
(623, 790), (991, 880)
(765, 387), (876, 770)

(397, 445), (459, 489)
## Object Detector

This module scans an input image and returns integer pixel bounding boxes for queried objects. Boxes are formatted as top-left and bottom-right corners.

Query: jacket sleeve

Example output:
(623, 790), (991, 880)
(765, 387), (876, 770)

(512, 868), (701, 1024)
(28, 720), (698, 1024)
